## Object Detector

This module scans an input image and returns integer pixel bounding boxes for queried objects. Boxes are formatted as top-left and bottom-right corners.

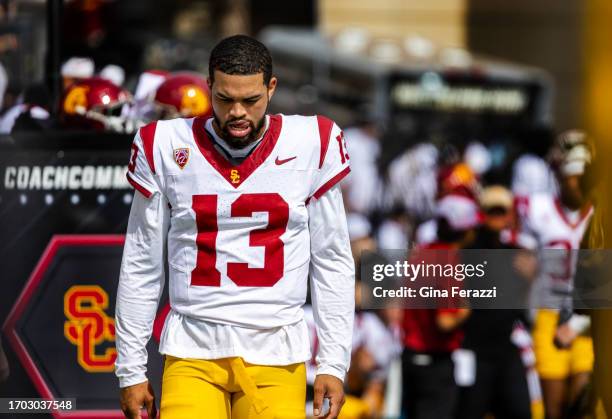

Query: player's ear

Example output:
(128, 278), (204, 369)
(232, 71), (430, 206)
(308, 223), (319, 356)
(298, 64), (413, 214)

(267, 76), (277, 100)
(207, 76), (213, 91)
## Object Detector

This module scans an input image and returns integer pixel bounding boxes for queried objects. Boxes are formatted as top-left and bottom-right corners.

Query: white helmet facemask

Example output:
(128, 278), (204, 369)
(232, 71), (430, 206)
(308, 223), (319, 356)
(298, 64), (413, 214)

(560, 144), (592, 176)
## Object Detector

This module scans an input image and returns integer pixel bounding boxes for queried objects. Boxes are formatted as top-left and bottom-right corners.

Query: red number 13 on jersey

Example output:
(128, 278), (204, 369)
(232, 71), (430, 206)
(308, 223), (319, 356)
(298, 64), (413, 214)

(191, 193), (289, 287)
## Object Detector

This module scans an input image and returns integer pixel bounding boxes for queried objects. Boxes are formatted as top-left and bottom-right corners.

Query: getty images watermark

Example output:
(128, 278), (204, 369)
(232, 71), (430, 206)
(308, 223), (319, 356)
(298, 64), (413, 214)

(361, 248), (612, 309)
(370, 259), (496, 299)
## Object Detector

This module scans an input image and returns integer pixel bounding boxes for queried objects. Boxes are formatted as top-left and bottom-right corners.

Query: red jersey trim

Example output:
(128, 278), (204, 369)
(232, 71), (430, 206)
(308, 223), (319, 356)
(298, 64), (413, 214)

(126, 173), (153, 198)
(316, 115), (334, 169)
(139, 121), (157, 174)
(192, 115), (283, 189)
(306, 166), (351, 205)
(153, 303), (171, 342)
(553, 199), (593, 229)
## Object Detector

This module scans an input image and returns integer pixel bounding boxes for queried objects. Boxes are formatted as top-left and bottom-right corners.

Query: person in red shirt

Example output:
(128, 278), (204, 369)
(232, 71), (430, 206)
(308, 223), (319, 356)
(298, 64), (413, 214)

(402, 195), (476, 419)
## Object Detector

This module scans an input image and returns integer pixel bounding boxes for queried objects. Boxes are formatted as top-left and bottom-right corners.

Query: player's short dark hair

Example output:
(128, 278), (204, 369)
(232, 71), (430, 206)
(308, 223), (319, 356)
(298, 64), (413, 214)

(209, 35), (273, 85)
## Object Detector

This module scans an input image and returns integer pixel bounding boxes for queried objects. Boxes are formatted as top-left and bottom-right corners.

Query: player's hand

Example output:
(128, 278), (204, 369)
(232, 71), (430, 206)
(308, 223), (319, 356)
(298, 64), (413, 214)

(354, 346), (376, 374)
(554, 323), (578, 349)
(313, 374), (345, 418)
(513, 250), (538, 281)
(120, 380), (157, 419)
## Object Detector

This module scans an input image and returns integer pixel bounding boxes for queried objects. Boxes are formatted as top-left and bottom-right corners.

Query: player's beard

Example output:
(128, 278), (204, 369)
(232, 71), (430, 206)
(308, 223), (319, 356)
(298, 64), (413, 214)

(213, 104), (268, 149)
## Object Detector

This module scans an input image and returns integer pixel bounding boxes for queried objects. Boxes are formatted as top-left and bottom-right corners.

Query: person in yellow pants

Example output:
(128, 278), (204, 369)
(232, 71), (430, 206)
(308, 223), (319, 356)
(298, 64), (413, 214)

(533, 309), (593, 419)
(161, 356), (307, 419)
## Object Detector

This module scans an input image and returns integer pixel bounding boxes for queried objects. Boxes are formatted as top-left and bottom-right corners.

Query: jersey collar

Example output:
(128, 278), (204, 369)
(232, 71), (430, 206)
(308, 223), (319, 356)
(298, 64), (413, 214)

(192, 114), (283, 188)
(553, 198), (594, 229)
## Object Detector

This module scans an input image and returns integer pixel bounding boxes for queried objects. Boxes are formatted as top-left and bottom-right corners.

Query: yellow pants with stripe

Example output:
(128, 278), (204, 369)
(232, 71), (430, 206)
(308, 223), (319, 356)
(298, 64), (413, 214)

(161, 356), (306, 419)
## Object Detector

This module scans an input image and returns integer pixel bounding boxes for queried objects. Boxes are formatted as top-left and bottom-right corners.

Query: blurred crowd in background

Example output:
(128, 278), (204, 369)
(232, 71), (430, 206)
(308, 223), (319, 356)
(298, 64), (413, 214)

(329, 125), (596, 419)
(0, 1), (603, 418)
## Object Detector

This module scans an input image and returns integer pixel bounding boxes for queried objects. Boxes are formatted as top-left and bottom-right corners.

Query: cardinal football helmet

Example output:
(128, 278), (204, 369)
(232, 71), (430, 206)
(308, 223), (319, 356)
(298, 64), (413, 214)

(60, 77), (133, 132)
(153, 72), (212, 119)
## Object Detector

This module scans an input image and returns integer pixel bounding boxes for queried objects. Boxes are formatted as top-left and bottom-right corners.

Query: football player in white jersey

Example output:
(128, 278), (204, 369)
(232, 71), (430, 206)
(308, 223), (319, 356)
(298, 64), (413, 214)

(520, 130), (595, 419)
(115, 35), (355, 419)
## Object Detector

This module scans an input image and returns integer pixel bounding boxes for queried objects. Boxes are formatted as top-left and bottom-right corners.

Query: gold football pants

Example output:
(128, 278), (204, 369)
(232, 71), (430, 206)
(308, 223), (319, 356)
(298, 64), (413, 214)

(160, 355), (306, 419)
(533, 309), (594, 379)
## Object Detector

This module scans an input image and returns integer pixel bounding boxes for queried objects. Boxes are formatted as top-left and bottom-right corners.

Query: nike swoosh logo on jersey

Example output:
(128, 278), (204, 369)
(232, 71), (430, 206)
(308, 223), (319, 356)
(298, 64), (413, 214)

(275, 156), (297, 165)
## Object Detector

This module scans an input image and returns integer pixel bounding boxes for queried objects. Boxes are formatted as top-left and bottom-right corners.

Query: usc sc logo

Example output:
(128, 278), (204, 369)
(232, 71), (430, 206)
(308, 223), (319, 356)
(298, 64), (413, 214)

(64, 285), (117, 372)
(63, 85), (89, 115)
(230, 169), (241, 184)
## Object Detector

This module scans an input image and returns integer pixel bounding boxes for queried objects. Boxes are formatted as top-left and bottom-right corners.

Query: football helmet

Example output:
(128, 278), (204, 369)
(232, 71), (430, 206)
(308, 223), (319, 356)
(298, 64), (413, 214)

(60, 77), (133, 132)
(550, 129), (595, 177)
(551, 129), (598, 198)
(153, 72), (212, 119)
(437, 162), (479, 199)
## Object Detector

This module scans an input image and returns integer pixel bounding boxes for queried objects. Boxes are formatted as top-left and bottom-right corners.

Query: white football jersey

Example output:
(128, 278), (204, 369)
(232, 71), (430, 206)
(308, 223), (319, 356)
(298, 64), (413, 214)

(126, 114), (351, 328)
(520, 193), (593, 305)
(511, 154), (558, 198)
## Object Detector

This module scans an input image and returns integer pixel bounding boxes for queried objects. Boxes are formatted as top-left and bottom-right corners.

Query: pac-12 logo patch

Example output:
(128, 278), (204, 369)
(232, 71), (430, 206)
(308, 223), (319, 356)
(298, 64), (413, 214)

(174, 148), (190, 169)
